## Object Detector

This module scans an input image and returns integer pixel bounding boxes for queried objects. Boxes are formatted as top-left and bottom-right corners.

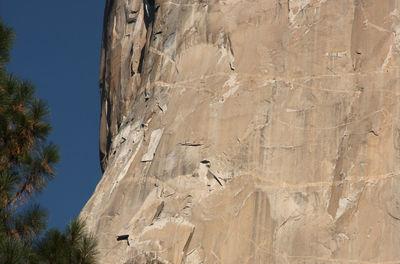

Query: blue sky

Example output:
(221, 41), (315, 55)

(0, 1), (105, 229)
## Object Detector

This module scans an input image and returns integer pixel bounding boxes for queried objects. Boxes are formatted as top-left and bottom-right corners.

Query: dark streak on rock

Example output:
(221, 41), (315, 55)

(369, 130), (379, 136)
(388, 212), (400, 221)
(179, 142), (203, 147)
(181, 228), (195, 264)
(151, 201), (165, 224)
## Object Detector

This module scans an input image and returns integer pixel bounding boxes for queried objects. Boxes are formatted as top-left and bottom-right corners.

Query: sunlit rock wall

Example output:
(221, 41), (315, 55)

(82, 0), (400, 263)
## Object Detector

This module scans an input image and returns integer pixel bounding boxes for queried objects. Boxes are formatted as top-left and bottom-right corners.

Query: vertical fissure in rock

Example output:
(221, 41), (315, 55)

(137, 46), (146, 74)
(143, 0), (156, 29)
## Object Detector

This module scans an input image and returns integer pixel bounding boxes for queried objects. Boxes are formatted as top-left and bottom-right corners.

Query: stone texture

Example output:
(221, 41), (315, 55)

(81, 0), (400, 263)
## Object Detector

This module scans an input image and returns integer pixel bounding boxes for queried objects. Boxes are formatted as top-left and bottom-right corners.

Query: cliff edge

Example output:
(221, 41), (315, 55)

(81, 0), (400, 263)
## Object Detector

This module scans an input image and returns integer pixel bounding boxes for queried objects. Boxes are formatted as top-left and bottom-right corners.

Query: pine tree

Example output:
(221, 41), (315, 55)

(0, 17), (97, 264)
(0, 18), (59, 263)
(34, 219), (98, 264)
(0, 18), (13, 73)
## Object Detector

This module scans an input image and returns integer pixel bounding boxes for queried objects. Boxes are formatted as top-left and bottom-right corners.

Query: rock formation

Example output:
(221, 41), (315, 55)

(81, 0), (400, 263)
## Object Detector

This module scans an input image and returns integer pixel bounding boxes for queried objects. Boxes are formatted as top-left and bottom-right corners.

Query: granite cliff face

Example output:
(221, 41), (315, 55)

(81, 0), (400, 263)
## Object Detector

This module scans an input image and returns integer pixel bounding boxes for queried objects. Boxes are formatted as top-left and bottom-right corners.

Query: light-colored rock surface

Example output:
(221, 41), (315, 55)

(81, 0), (400, 263)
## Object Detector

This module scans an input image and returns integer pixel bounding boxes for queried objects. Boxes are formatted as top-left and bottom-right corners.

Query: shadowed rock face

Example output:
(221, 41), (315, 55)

(82, 0), (400, 263)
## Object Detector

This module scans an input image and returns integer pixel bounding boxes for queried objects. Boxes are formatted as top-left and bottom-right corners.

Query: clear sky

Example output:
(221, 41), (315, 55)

(0, 1), (105, 230)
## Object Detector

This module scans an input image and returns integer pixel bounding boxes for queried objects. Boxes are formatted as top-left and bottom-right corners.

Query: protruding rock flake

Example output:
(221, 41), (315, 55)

(141, 128), (164, 162)
(81, 0), (400, 263)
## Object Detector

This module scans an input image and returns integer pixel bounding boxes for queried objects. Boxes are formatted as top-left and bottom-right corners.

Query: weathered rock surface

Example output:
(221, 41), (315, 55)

(81, 0), (400, 263)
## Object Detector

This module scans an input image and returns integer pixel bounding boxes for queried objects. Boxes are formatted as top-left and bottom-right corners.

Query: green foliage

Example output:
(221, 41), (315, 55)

(13, 205), (48, 242)
(0, 18), (98, 264)
(35, 219), (98, 264)
(0, 75), (59, 209)
(0, 19), (14, 71)
(0, 17), (58, 264)
(0, 237), (31, 264)
(34, 229), (66, 263)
